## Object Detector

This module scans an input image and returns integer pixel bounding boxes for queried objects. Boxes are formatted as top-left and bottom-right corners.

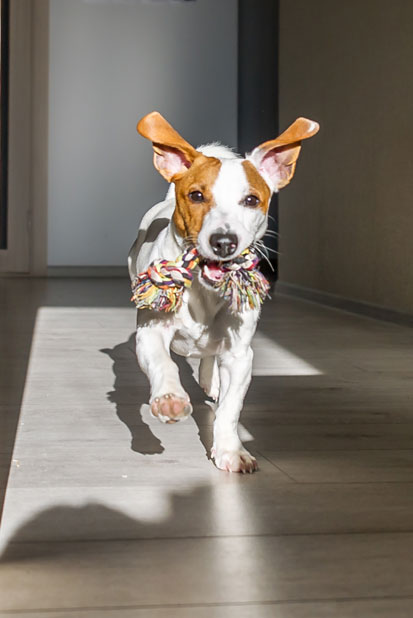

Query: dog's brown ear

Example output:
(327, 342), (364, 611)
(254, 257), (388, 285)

(248, 118), (319, 191)
(137, 111), (199, 182)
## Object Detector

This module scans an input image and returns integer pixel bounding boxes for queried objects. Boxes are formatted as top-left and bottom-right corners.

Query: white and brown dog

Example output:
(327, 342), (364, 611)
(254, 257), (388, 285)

(128, 111), (319, 473)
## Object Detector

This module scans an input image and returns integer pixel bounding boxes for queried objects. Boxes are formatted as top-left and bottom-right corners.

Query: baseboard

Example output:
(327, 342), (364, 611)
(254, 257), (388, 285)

(276, 281), (413, 328)
(47, 266), (129, 278)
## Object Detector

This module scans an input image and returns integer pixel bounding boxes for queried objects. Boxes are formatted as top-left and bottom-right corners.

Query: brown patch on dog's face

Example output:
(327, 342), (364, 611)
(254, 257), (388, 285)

(173, 155), (222, 240)
(242, 160), (272, 214)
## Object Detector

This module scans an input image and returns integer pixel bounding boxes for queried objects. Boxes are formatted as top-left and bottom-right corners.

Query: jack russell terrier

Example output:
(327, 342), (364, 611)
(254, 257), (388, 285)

(128, 111), (319, 473)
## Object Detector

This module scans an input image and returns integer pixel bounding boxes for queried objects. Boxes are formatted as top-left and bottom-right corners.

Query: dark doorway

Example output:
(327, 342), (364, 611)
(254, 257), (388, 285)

(238, 0), (279, 275)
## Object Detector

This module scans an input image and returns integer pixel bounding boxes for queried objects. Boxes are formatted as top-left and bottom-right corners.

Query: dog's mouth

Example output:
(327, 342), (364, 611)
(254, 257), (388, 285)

(202, 261), (226, 283)
(199, 253), (252, 288)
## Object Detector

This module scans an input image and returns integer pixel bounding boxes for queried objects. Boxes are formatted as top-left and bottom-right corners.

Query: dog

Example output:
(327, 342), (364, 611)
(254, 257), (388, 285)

(128, 111), (319, 473)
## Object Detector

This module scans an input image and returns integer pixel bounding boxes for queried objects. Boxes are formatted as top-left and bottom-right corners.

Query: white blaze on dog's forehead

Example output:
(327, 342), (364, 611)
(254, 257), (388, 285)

(196, 158), (268, 261)
(211, 159), (249, 209)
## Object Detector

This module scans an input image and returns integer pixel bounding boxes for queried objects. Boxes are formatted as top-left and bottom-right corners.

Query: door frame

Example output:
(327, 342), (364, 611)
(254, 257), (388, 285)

(0, 0), (48, 275)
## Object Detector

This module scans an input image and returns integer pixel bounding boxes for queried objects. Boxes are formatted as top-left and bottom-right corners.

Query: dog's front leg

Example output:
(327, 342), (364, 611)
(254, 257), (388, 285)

(136, 320), (192, 423)
(212, 346), (257, 473)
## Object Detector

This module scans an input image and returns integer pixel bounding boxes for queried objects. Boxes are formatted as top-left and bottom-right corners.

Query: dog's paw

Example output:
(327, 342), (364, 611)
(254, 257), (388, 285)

(212, 448), (258, 473)
(150, 394), (193, 424)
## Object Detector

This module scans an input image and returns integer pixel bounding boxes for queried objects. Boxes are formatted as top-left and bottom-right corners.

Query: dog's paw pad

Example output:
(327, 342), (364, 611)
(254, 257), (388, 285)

(212, 449), (258, 473)
(150, 394), (192, 423)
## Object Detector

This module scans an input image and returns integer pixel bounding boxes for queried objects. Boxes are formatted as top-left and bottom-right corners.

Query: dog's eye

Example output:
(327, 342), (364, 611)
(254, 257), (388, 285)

(244, 195), (260, 207)
(188, 191), (205, 203)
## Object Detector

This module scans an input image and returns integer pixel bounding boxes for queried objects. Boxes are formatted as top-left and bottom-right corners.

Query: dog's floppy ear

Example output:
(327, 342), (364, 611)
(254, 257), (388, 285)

(248, 118), (319, 191)
(137, 111), (199, 182)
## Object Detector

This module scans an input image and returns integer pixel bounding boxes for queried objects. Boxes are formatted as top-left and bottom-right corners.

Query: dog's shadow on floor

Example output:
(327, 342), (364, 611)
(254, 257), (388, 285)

(101, 334), (213, 458)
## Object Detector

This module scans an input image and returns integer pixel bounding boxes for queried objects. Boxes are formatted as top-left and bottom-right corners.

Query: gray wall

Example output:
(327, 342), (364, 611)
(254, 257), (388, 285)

(278, 0), (413, 314)
(48, 0), (238, 267)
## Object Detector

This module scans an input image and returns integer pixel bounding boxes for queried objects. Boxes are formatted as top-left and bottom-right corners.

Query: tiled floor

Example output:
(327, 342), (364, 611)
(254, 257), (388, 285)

(1, 278), (413, 617)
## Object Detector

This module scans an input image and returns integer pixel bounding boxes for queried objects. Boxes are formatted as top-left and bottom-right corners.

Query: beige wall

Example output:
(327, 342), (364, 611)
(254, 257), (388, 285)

(278, 0), (413, 314)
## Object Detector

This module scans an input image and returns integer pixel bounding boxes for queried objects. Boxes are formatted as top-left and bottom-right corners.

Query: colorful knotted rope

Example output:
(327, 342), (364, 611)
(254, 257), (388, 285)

(201, 249), (270, 313)
(131, 246), (269, 314)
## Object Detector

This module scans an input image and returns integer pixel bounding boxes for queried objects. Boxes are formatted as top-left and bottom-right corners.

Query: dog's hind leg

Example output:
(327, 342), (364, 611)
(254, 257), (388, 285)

(136, 320), (192, 423)
(199, 356), (220, 402)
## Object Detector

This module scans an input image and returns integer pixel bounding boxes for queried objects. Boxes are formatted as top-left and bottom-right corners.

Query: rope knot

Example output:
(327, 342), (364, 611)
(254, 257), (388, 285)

(147, 260), (192, 289)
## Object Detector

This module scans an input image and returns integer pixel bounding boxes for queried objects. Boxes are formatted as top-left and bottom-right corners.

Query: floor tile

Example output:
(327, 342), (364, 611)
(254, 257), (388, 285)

(2, 598), (413, 618)
(263, 449), (413, 483)
(2, 534), (413, 611)
(3, 480), (413, 545)
(248, 423), (413, 450)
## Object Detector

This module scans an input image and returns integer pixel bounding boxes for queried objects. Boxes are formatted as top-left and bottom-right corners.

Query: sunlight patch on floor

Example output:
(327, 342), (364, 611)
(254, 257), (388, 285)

(252, 332), (322, 376)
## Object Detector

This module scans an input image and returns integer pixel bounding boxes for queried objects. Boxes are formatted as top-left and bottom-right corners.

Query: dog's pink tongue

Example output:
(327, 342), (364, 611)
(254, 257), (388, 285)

(203, 261), (225, 282)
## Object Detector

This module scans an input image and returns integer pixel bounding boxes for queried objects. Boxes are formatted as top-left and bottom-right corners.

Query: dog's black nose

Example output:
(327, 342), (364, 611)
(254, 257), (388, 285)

(209, 233), (238, 258)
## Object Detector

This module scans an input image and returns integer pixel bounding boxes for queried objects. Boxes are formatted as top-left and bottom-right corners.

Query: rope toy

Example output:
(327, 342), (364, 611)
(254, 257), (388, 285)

(131, 246), (270, 314)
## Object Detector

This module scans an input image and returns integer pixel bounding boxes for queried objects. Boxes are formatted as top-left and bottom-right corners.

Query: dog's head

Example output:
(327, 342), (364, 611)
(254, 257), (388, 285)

(137, 111), (319, 261)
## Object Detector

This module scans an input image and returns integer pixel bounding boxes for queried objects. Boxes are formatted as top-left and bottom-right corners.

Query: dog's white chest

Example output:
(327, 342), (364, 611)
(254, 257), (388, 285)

(170, 282), (228, 358)
(171, 325), (219, 358)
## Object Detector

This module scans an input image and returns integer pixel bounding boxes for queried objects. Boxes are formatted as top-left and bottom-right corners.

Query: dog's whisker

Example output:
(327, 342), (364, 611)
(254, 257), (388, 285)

(258, 240), (278, 253)
(252, 243), (275, 271)
(254, 240), (269, 252)
(255, 240), (271, 251)
(255, 238), (280, 256)
(264, 246), (280, 255)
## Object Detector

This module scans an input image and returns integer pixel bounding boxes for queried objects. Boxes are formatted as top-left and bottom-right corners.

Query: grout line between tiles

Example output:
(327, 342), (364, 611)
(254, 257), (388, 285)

(254, 449), (298, 481)
(3, 594), (413, 614)
(8, 529), (413, 547)
(261, 448), (413, 452)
